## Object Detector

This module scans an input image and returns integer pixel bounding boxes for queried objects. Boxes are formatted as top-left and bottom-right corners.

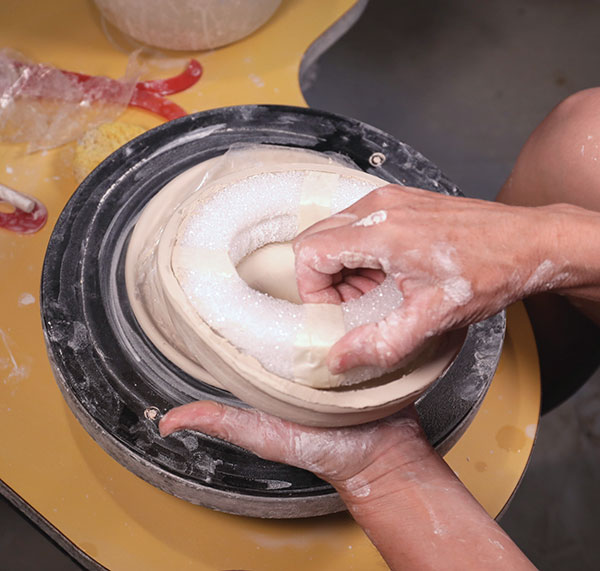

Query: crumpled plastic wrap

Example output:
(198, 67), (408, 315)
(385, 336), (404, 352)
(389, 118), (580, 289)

(0, 49), (139, 152)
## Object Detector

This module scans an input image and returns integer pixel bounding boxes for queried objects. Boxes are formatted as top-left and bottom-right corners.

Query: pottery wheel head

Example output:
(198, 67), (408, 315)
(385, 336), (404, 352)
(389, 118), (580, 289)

(41, 105), (504, 517)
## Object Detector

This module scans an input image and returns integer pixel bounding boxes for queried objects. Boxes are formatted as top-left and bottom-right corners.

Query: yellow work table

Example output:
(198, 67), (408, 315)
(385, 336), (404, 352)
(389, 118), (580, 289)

(0, 1), (540, 569)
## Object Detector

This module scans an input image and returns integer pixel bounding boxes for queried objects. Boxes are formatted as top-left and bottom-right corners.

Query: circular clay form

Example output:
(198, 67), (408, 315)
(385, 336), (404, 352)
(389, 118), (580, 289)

(126, 146), (465, 427)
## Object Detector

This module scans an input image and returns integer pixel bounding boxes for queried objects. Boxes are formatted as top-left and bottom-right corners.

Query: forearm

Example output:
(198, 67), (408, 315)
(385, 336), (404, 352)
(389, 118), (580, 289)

(332, 447), (535, 571)
(159, 403), (534, 569)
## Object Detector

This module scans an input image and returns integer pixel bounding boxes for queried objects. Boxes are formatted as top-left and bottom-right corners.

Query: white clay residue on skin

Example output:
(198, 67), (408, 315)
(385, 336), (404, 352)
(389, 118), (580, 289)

(375, 339), (395, 363)
(287, 429), (375, 477)
(523, 259), (570, 294)
(582, 134), (599, 162)
(524, 259), (554, 292)
(431, 242), (461, 274)
(431, 243), (473, 306)
(353, 209), (387, 228)
(422, 496), (447, 537)
(343, 474), (372, 498)
(326, 251), (382, 270)
(441, 276), (473, 305)
(17, 292), (35, 306)
(210, 404), (421, 481)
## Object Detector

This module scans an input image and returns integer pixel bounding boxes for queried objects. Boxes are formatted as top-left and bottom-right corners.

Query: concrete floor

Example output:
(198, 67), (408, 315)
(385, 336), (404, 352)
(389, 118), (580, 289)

(305, 0), (600, 202)
(2, 0), (600, 568)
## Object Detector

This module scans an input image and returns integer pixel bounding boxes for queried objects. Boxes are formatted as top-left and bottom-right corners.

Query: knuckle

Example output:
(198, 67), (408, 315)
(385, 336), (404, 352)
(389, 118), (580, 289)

(373, 184), (399, 198)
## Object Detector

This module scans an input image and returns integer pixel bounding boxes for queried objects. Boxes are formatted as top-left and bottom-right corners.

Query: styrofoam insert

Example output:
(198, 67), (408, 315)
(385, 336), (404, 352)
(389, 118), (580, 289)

(175, 169), (404, 383)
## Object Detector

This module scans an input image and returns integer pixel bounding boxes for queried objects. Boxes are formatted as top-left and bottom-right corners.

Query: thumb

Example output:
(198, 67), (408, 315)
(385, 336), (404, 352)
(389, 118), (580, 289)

(327, 299), (434, 373)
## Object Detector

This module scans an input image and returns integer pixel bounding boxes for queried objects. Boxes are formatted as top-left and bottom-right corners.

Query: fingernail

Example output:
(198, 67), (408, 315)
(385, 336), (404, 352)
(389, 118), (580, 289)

(330, 347), (365, 374)
(158, 416), (174, 437)
(158, 410), (182, 437)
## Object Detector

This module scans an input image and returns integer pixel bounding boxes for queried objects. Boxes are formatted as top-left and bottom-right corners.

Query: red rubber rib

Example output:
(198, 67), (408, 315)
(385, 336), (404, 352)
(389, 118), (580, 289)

(0, 200), (48, 234)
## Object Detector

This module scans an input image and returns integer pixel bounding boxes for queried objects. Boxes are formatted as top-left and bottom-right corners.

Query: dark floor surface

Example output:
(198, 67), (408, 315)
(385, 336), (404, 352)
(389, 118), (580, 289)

(2, 0), (600, 569)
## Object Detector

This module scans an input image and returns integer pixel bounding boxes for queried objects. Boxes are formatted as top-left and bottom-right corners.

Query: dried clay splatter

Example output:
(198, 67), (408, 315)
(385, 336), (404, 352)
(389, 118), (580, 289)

(353, 210), (387, 227)
(0, 328), (30, 382)
(17, 292), (35, 306)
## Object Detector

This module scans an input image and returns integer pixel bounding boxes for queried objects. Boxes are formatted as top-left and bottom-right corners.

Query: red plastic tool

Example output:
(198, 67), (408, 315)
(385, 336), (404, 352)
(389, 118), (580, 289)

(0, 184), (48, 235)
(10, 58), (203, 121)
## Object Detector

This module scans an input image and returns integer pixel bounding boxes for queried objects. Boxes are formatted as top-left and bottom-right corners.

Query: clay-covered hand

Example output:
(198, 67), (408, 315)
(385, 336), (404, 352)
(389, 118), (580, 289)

(293, 184), (589, 373)
(159, 400), (535, 569)
(159, 400), (432, 496)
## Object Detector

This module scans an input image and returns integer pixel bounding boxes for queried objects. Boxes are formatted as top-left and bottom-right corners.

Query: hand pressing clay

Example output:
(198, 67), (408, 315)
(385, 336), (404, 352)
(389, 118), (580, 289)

(126, 146), (464, 426)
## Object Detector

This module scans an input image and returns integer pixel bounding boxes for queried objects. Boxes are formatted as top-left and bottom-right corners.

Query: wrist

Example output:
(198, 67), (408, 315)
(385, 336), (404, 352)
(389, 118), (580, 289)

(535, 203), (600, 296)
(330, 430), (438, 510)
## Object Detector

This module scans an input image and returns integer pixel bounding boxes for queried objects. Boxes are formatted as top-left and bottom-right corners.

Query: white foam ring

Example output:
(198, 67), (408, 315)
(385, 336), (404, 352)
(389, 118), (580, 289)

(175, 169), (404, 384)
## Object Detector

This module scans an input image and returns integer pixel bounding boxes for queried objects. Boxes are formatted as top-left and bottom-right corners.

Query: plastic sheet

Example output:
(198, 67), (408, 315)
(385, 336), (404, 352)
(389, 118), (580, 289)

(0, 49), (138, 152)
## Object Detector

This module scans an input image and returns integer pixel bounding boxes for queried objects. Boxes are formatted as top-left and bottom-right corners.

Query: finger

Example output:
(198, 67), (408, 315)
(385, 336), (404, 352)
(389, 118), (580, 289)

(158, 401), (380, 479)
(294, 224), (388, 303)
(336, 282), (364, 301)
(332, 274), (381, 302)
(159, 401), (235, 438)
(327, 301), (433, 372)
(343, 273), (382, 295)
(295, 262), (343, 303)
(292, 215), (357, 304)
(356, 268), (386, 284)
(159, 401), (301, 465)
(331, 271), (344, 285)
(159, 401), (429, 483)
(292, 184), (415, 303)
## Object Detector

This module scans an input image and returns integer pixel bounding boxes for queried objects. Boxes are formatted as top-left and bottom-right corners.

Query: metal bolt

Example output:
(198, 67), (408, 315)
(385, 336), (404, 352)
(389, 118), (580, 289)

(369, 152), (386, 167)
(144, 406), (160, 421)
